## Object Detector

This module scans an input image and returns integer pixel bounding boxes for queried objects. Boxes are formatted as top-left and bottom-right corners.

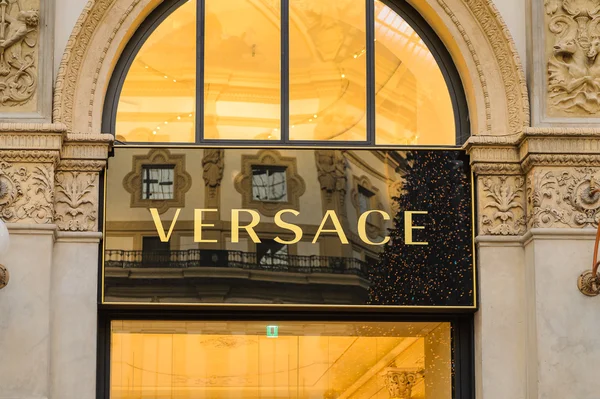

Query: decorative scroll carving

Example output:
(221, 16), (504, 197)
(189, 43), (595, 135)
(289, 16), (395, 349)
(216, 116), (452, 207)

(55, 171), (98, 231)
(202, 149), (224, 207)
(479, 176), (526, 235)
(315, 150), (348, 208)
(382, 368), (424, 399)
(528, 167), (600, 228)
(0, 1), (39, 107)
(0, 161), (53, 223)
(123, 148), (192, 215)
(234, 150), (306, 217)
(546, 0), (600, 114)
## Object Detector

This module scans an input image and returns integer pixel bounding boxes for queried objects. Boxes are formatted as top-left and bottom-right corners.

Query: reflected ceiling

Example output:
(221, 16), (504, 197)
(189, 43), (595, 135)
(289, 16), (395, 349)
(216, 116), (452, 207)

(115, 0), (456, 145)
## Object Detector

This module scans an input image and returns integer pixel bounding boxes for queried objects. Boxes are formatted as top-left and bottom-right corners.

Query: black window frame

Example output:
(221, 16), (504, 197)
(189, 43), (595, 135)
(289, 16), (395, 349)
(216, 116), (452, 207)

(141, 164), (175, 200)
(97, 309), (475, 399)
(102, 0), (470, 147)
(251, 165), (288, 202)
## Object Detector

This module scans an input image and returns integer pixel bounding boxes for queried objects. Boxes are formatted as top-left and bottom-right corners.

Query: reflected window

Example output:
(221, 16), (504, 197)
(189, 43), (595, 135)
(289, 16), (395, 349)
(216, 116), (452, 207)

(358, 185), (374, 215)
(110, 320), (453, 399)
(257, 239), (289, 266)
(111, 0), (464, 145)
(252, 166), (288, 202)
(141, 165), (175, 200)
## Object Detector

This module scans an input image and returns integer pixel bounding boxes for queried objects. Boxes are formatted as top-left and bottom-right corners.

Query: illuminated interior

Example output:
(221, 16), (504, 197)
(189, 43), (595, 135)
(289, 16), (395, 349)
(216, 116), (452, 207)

(110, 321), (452, 399)
(114, 0), (456, 144)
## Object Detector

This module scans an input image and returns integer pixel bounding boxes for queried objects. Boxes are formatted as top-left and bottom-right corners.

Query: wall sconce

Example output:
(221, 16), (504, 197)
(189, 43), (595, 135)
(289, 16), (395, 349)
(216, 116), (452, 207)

(0, 218), (9, 289)
(578, 182), (600, 296)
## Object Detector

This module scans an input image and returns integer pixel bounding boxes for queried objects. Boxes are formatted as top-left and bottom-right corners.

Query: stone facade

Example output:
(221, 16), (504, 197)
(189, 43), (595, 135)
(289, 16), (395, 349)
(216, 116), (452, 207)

(0, 0), (599, 399)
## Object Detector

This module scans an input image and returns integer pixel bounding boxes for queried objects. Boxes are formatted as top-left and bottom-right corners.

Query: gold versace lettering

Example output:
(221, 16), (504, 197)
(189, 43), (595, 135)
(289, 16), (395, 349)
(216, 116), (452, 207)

(149, 208), (181, 242)
(312, 210), (349, 244)
(274, 210), (303, 245)
(358, 210), (391, 246)
(194, 209), (218, 243)
(405, 211), (428, 245)
(231, 209), (261, 243)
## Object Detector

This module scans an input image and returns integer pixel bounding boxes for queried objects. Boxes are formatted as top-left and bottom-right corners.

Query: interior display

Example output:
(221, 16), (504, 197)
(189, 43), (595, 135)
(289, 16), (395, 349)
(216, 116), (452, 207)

(109, 320), (452, 399)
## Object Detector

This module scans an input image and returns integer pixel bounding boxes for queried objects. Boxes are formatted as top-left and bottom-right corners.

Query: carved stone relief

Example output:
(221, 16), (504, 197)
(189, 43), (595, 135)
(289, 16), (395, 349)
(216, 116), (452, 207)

(234, 150), (306, 217)
(0, 160), (53, 223)
(527, 167), (600, 228)
(0, 0), (39, 109)
(479, 175), (527, 235)
(54, 171), (98, 231)
(546, 0), (600, 116)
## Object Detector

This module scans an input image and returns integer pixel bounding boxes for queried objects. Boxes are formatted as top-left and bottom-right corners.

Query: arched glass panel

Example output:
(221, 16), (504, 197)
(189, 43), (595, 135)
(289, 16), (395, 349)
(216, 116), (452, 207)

(374, 1), (455, 145)
(110, 0), (463, 145)
(115, 0), (196, 143)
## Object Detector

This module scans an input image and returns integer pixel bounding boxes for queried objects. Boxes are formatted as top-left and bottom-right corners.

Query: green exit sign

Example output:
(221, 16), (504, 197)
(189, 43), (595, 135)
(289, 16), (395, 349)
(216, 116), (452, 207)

(266, 325), (278, 337)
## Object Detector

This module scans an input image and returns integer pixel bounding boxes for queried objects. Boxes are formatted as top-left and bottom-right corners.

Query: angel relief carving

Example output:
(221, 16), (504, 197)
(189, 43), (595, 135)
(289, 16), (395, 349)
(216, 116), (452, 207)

(0, 0), (38, 107)
(547, 0), (600, 114)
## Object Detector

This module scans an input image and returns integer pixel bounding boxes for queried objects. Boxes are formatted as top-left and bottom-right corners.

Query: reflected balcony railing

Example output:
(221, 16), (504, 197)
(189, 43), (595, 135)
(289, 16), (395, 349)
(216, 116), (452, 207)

(104, 249), (368, 278)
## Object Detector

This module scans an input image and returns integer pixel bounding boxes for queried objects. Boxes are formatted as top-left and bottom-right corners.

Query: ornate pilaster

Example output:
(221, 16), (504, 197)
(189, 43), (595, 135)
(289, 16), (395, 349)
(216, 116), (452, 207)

(468, 128), (600, 236)
(382, 368), (424, 399)
(0, 126), (111, 232)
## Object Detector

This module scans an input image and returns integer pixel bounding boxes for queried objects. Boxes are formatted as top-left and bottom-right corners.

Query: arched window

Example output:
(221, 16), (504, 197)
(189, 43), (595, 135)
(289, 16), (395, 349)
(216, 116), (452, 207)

(104, 0), (468, 145)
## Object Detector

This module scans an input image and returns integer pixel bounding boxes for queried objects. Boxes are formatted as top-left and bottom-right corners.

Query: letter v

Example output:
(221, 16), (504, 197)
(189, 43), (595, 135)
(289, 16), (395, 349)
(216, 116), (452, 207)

(149, 208), (181, 242)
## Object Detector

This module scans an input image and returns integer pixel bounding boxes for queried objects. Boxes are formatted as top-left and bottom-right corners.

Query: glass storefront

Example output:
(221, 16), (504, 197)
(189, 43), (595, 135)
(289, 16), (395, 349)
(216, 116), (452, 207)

(109, 320), (452, 399)
(101, 0), (475, 397)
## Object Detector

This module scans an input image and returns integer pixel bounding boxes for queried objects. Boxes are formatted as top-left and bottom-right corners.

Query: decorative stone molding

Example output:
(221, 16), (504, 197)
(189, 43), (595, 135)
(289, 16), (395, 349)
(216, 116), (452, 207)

(54, 171), (98, 231)
(233, 150), (306, 217)
(382, 368), (424, 399)
(0, 2), (39, 108)
(123, 148), (192, 215)
(479, 175), (527, 235)
(527, 167), (600, 229)
(0, 161), (54, 224)
(202, 149), (224, 208)
(52, 0), (528, 138)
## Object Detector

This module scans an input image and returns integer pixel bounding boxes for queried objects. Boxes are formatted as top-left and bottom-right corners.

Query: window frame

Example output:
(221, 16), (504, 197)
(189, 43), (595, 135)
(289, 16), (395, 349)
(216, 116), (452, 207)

(251, 165), (288, 203)
(141, 164), (175, 200)
(96, 309), (475, 399)
(102, 0), (469, 147)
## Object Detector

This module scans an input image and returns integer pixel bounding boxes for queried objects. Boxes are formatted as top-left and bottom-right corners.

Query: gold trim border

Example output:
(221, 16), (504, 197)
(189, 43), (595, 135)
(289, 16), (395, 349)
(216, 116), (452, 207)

(101, 146), (478, 310)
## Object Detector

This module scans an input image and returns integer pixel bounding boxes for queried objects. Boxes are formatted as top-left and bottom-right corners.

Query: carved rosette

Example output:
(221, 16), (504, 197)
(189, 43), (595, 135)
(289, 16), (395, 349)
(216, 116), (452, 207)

(545, 0), (600, 116)
(527, 167), (600, 228)
(0, 161), (53, 224)
(382, 368), (424, 399)
(479, 175), (527, 235)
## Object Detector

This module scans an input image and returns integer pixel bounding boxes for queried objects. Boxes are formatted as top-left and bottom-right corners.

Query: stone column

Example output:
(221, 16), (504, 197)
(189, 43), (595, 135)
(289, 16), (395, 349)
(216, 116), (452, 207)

(49, 136), (110, 399)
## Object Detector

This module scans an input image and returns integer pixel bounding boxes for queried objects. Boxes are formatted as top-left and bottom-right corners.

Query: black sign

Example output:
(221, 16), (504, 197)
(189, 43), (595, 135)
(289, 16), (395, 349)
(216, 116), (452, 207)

(103, 148), (475, 309)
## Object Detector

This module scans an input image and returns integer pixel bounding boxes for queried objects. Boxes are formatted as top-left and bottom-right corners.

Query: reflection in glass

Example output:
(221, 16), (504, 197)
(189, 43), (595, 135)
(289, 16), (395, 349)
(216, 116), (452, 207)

(204, 0), (281, 140)
(252, 166), (288, 202)
(141, 166), (174, 200)
(116, 1), (196, 143)
(374, 2), (455, 145)
(103, 148), (474, 307)
(289, 0), (367, 141)
(110, 320), (452, 399)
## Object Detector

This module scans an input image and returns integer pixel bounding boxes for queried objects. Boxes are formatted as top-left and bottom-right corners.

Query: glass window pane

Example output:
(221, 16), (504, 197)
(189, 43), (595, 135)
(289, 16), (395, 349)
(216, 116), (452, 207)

(204, 0), (281, 141)
(374, 1), (456, 145)
(289, 0), (367, 141)
(116, 1), (196, 143)
(110, 320), (452, 399)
